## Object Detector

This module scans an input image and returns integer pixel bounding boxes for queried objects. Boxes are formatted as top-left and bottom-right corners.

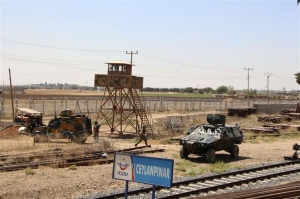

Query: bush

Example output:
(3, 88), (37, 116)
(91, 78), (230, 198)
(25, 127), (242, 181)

(25, 167), (35, 175)
(68, 165), (77, 170)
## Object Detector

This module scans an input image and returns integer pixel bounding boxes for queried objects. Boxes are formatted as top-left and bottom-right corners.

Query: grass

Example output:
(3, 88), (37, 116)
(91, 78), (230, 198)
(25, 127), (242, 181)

(209, 161), (231, 174)
(172, 153), (180, 159)
(159, 138), (177, 145)
(25, 167), (35, 175)
(243, 131), (300, 144)
(175, 160), (197, 172)
(175, 158), (234, 176)
(68, 165), (77, 170)
(143, 93), (212, 98)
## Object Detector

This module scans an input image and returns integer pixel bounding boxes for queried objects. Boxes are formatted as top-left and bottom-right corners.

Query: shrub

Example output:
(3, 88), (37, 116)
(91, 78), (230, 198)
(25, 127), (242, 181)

(68, 165), (77, 170)
(25, 167), (35, 175)
(209, 161), (230, 173)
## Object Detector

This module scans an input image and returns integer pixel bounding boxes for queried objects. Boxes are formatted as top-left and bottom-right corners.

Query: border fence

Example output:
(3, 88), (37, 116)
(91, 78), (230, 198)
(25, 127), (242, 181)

(1, 97), (299, 119)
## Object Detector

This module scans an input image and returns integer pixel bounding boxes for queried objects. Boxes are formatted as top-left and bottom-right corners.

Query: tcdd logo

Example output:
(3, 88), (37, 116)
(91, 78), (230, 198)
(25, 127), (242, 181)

(117, 161), (130, 170)
(118, 171), (128, 176)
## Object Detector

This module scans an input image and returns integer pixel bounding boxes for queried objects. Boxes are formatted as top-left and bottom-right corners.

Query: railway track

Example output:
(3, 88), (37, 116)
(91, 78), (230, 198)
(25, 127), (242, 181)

(0, 145), (164, 172)
(97, 159), (300, 199)
(198, 180), (300, 199)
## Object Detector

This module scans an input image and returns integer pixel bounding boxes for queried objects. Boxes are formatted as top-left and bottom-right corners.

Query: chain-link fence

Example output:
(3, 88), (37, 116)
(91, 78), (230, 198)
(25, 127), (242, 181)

(1, 97), (299, 119)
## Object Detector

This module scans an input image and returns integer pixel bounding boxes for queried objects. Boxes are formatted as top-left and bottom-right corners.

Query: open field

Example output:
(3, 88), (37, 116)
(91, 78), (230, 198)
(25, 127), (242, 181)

(1, 109), (300, 199)
(0, 89), (300, 198)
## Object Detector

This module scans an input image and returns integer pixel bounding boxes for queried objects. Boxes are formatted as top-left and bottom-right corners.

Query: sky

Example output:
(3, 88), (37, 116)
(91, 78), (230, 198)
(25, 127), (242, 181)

(0, 0), (299, 91)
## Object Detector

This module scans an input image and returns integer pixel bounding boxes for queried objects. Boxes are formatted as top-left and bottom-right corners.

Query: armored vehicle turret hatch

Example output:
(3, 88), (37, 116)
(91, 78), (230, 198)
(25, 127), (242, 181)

(179, 114), (243, 163)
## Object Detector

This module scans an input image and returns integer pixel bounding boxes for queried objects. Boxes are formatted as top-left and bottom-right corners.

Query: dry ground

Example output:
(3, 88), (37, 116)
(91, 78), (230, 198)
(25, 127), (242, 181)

(0, 112), (299, 199)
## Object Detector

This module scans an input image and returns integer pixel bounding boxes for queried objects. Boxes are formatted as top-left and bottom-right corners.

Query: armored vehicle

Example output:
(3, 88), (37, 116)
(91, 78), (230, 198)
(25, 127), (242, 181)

(179, 114), (243, 163)
(33, 109), (92, 144)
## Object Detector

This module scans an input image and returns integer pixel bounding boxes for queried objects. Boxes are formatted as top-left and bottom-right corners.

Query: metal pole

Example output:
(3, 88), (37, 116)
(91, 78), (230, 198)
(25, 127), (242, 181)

(245, 68), (254, 107)
(124, 180), (129, 199)
(126, 51), (138, 64)
(42, 98), (44, 114)
(151, 185), (156, 199)
(9, 69), (14, 121)
(265, 73), (272, 103)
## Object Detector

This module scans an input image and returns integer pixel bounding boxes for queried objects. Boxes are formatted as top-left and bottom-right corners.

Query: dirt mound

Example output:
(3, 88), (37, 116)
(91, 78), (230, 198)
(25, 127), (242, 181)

(0, 125), (22, 139)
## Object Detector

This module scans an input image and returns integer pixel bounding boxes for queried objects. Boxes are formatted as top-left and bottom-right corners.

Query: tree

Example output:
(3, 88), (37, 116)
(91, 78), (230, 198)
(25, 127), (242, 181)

(228, 85), (235, 95)
(185, 87), (194, 93)
(203, 87), (214, 94)
(216, 85), (228, 94)
(295, 73), (300, 85)
(198, 88), (204, 94)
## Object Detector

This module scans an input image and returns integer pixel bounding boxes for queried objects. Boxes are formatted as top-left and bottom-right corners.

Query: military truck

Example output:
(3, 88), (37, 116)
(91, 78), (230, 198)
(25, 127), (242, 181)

(179, 114), (243, 163)
(14, 108), (44, 133)
(33, 109), (92, 143)
(14, 108), (92, 144)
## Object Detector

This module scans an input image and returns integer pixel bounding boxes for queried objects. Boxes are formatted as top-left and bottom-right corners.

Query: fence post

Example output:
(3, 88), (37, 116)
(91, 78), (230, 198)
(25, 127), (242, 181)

(64, 97), (68, 109)
(166, 99), (169, 111)
(15, 97), (18, 110)
(42, 98), (45, 114)
(192, 100), (194, 110)
(95, 97), (98, 114)
(86, 97), (89, 113)
(53, 97), (56, 114)
(0, 98), (3, 120)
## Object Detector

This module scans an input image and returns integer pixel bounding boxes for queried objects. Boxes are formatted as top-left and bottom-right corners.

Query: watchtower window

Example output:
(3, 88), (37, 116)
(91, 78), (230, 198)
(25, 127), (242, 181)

(108, 64), (128, 72)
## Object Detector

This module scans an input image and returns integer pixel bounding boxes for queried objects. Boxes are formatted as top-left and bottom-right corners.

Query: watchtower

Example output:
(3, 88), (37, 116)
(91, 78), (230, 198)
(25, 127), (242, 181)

(94, 61), (153, 136)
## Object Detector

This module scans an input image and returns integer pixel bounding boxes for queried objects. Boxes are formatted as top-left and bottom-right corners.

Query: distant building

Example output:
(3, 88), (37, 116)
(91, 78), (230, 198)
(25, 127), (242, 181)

(2, 86), (25, 95)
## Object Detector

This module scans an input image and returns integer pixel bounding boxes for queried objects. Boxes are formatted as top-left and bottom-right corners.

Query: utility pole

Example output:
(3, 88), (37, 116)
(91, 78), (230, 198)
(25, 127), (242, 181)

(244, 68), (253, 106)
(9, 69), (15, 121)
(126, 51), (138, 131)
(126, 51), (138, 64)
(265, 73), (272, 103)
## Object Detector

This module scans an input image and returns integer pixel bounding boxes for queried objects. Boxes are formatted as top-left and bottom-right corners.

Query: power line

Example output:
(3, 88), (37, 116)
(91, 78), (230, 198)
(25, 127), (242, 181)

(135, 74), (248, 80)
(1, 53), (106, 63)
(13, 67), (102, 76)
(0, 56), (105, 70)
(0, 38), (124, 52)
(140, 52), (242, 70)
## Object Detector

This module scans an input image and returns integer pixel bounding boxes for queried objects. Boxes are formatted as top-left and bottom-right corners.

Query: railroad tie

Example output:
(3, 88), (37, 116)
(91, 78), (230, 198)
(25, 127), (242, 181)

(188, 184), (206, 189)
(169, 187), (182, 193)
(179, 185), (198, 191)
(213, 179), (230, 184)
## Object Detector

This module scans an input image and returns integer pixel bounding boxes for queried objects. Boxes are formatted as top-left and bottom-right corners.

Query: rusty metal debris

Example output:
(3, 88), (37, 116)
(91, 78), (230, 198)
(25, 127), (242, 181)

(284, 143), (299, 160)
(258, 115), (293, 123)
(227, 107), (256, 117)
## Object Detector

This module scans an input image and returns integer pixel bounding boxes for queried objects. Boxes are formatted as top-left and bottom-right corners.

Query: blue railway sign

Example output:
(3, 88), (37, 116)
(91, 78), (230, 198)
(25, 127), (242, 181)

(112, 152), (174, 188)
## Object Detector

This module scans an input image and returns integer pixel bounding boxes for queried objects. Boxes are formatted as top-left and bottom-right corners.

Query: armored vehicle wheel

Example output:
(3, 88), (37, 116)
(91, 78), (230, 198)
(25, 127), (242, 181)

(74, 133), (88, 144)
(230, 145), (239, 158)
(69, 134), (75, 143)
(180, 146), (188, 159)
(206, 149), (216, 163)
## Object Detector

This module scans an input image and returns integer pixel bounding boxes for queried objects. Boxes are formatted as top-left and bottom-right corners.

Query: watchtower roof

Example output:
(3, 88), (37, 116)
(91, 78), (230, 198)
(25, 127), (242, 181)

(105, 61), (134, 66)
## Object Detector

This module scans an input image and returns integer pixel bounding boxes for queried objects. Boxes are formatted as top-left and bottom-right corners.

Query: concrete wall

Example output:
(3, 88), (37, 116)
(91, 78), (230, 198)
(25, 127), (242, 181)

(253, 104), (297, 114)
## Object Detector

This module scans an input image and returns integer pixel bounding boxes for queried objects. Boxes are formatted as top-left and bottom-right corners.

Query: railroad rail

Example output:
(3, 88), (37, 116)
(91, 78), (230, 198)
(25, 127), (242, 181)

(0, 145), (164, 172)
(97, 159), (300, 199)
(198, 181), (300, 199)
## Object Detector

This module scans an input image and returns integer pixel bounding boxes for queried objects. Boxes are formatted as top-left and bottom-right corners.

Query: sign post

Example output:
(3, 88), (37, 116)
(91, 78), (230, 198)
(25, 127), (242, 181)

(112, 152), (174, 198)
(125, 180), (129, 199)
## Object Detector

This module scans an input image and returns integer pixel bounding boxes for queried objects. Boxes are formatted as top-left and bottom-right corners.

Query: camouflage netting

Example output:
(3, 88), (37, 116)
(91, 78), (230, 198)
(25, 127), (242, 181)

(0, 125), (21, 139)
